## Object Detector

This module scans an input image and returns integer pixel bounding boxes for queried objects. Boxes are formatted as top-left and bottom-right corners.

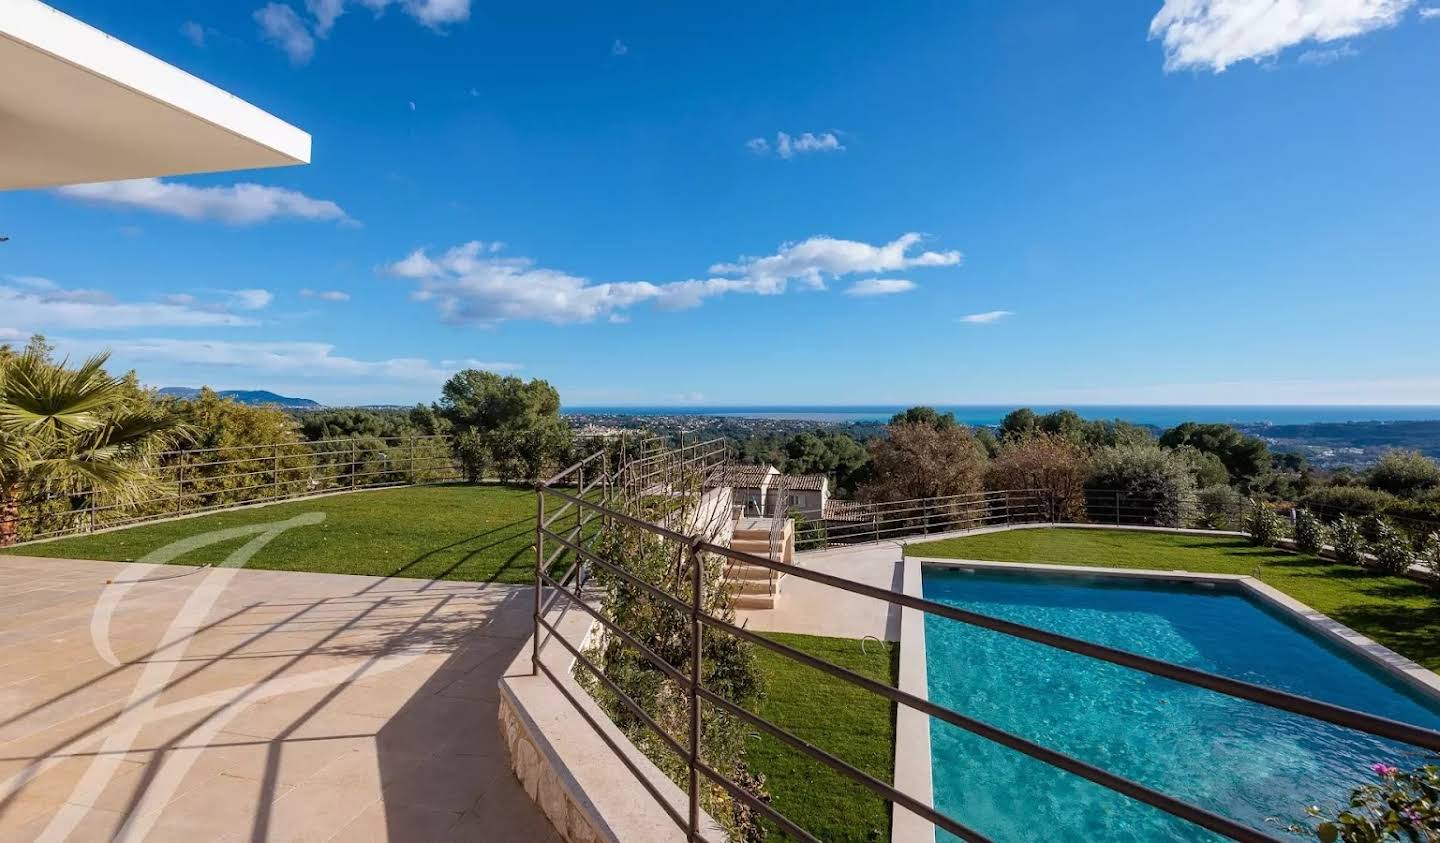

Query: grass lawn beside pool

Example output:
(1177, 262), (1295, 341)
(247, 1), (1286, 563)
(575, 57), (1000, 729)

(909, 527), (1440, 671)
(12, 484), (543, 584)
(750, 632), (898, 843)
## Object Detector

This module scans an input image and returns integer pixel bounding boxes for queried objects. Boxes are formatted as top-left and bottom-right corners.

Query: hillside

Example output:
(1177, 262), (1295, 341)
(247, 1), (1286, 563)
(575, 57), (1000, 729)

(157, 387), (322, 409)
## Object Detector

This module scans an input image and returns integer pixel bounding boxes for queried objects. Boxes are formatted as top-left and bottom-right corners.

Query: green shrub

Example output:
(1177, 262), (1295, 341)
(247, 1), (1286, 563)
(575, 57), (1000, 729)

(1368, 521), (1415, 575)
(1360, 514), (1386, 544)
(1366, 449), (1440, 499)
(1332, 516), (1367, 566)
(1294, 510), (1328, 555)
(1300, 486), (1398, 520)
(1420, 533), (1440, 581)
(1295, 763), (1440, 842)
(581, 521), (767, 841)
(1244, 499), (1285, 547)
(1196, 484), (1243, 530)
(1086, 444), (1198, 528)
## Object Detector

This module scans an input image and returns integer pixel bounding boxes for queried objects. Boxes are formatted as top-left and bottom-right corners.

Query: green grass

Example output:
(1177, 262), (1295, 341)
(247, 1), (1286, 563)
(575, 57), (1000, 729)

(14, 484), (545, 584)
(910, 527), (1440, 671)
(750, 632), (898, 843)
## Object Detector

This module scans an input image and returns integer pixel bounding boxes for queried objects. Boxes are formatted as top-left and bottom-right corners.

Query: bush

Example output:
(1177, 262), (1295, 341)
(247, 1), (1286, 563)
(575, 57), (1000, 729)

(1294, 510), (1328, 555)
(1420, 533), (1440, 580)
(984, 434), (1090, 521)
(1295, 763), (1440, 842)
(1299, 486), (1398, 521)
(1332, 516), (1367, 566)
(1086, 444), (1198, 528)
(1360, 514), (1387, 544)
(1368, 521), (1415, 575)
(1245, 499), (1286, 547)
(1366, 449), (1440, 499)
(1196, 485), (1243, 530)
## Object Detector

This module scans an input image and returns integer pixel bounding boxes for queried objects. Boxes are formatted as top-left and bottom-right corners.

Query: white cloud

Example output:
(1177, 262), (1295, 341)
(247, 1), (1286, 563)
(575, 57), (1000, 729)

(1149, 0), (1412, 72)
(56, 178), (353, 226)
(0, 279), (269, 330)
(611, 39), (628, 55)
(958, 310), (1013, 324)
(254, 3), (315, 65)
(843, 278), (917, 297)
(93, 338), (516, 383)
(180, 21), (211, 47)
(1297, 43), (1360, 63)
(300, 288), (352, 302)
(305, 0), (346, 35)
(1420, 5), (1440, 16)
(383, 233), (961, 325)
(747, 131), (845, 159)
(229, 289), (275, 310)
(708, 232), (960, 293)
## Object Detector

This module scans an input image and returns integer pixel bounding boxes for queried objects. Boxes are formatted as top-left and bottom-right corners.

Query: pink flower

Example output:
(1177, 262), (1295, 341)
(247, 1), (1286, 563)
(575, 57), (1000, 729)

(1370, 763), (1398, 777)
(1402, 809), (1421, 825)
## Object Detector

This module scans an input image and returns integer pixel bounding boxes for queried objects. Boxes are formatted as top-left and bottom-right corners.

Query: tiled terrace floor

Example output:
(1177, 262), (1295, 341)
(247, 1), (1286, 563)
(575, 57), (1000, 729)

(0, 555), (556, 842)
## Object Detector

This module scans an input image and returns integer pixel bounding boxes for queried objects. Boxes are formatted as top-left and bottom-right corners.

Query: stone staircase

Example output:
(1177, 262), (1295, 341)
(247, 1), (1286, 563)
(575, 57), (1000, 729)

(725, 519), (794, 610)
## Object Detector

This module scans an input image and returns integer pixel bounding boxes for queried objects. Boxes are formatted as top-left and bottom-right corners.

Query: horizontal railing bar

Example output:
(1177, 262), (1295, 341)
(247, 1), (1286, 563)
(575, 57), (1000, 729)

(698, 687), (992, 842)
(704, 614), (1279, 843)
(693, 759), (820, 843)
(697, 534), (1440, 751)
(539, 528), (692, 615)
(536, 614), (691, 762)
(539, 572), (690, 687)
(534, 659), (690, 833)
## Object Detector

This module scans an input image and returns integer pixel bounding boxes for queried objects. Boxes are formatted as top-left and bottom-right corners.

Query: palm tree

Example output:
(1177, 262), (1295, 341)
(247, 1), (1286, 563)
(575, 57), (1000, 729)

(0, 347), (182, 545)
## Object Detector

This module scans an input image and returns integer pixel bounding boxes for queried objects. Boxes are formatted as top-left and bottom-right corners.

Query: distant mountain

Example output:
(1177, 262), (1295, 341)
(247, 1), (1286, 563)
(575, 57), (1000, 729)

(157, 387), (322, 409)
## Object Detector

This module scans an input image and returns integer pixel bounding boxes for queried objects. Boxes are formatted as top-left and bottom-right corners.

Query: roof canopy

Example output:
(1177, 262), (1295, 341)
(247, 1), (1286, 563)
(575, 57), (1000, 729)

(0, 0), (310, 191)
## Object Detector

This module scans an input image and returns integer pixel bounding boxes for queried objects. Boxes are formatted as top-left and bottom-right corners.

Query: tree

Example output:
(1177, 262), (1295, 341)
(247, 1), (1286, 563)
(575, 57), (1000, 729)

(1158, 422), (1272, 489)
(164, 388), (316, 503)
(984, 434), (1089, 520)
(999, 408), (1039, 440)
(1087, 444), (1198, 527)
(0, 341), (181, 545)
(890, 406), (959, 430)
(434, 370), (572, 483)
(1365, 449), (1440, 499)
(858, 416), (987, 502)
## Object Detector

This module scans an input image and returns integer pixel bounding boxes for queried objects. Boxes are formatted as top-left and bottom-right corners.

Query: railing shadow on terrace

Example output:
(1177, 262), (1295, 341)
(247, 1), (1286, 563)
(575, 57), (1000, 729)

(532, 442), (1440, 843)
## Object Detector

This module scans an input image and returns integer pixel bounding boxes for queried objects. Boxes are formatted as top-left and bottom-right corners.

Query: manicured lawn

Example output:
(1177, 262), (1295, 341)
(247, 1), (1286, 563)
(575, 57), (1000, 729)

(13, 484), (544, 584)
(910, 527), (1440, 671)
(750, 632), (898, 843)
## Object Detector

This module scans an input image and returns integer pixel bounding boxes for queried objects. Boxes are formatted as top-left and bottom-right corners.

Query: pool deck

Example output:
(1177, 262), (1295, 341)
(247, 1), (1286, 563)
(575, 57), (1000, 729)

(733, 542), (904, 641)
(0, 554), (558, 842)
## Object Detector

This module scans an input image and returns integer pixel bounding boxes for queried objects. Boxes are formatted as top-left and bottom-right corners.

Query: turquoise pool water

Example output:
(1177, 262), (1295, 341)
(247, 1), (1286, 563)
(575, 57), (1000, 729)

(922, 568), (1440, 841)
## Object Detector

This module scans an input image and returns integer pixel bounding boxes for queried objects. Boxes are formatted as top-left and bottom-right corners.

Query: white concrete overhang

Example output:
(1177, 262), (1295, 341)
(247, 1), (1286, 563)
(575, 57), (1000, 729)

(0, 0), (311, 190)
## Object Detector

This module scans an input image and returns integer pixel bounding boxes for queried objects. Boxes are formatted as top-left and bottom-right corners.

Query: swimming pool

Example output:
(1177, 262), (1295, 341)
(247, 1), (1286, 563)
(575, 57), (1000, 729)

(921, 567), (1440, 841)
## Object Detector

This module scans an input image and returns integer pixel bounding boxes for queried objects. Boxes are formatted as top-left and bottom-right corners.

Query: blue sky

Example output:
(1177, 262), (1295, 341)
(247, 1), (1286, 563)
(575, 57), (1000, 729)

(4, 0), (1440, 406)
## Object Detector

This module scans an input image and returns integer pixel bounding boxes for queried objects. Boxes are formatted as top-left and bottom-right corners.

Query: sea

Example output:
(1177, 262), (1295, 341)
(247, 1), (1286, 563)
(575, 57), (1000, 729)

(561, 405), (1440, 427)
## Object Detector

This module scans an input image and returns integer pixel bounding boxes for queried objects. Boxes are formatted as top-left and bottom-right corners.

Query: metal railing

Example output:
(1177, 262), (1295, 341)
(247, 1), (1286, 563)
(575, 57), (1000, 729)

(532, 447), (1440, 843)
(6, 434), (463, 543)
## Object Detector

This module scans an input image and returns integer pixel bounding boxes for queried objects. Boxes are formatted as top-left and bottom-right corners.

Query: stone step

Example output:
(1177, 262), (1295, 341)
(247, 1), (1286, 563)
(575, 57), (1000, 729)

(732, 528), (773, 541)
(730, 539), (775, 555)
(728, 577), (778, 596)
(731, 593), (778, 610)
(725, 564), (775, 583)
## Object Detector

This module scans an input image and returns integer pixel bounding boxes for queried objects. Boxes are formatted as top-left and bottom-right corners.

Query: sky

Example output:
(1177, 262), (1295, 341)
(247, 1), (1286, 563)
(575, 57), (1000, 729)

(3, 0), (1440, 407)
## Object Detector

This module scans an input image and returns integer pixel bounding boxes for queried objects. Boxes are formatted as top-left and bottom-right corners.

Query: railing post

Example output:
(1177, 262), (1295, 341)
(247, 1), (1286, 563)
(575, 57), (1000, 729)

(1114, 490), (1121, 526)
(273, 443), (280, 499)
(351, 438), (358, 489)
(534, 487), (544, 676)
(176, 451), (185, 513)
(410, 435), (418, 485)
(687, 538), (703, 842)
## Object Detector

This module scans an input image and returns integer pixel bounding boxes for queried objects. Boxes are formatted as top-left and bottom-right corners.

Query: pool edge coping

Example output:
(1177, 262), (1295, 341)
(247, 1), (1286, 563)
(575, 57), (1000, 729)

(892, 554), (935, 843)
(914, 556), (1440, 704)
